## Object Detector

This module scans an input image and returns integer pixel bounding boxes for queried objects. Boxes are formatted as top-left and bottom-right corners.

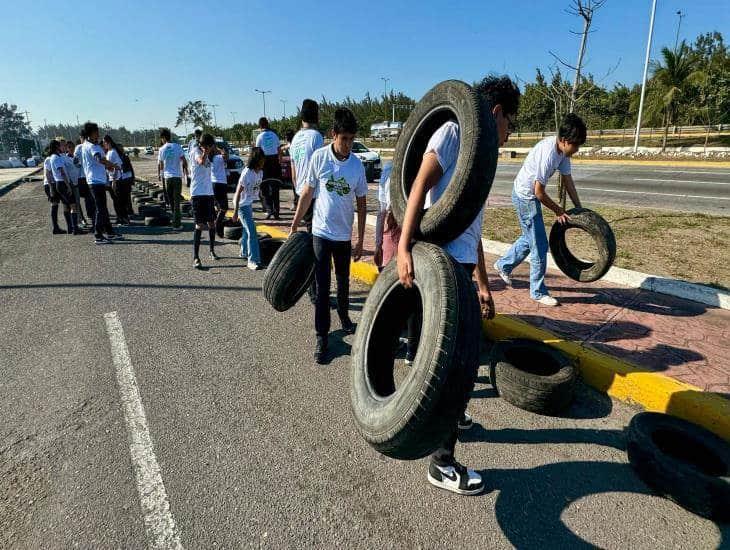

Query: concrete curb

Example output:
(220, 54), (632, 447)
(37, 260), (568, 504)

(258, 222), (730, 442)
(0, 168), (42, 197)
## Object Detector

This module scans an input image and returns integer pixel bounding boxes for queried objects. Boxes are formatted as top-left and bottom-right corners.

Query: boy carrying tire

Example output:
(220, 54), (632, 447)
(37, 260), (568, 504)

(289, 108), (367, 365)
(494, 113), (586, 306)
(397, 76), (520, 496)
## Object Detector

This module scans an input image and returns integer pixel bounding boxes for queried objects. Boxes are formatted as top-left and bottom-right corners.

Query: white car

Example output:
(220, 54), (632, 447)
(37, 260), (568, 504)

(351, 141), (381, 182)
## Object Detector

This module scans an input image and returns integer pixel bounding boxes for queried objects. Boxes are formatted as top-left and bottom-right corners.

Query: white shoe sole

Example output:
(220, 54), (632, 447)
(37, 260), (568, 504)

(493, 262), (512, 287)
(427, 473), (485, 496)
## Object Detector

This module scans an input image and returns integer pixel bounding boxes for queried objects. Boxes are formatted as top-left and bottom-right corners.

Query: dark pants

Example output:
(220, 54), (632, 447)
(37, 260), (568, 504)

(313, 236), (351, 339)
(164, 177), (182, 227)
(78, 179), (96, 222)
(92, 185), (113, 236)
(111, 178), (131, 222)
(261, 155), (281, 216)
(213, 183), (228, 235)
(426, 262), (476, 467)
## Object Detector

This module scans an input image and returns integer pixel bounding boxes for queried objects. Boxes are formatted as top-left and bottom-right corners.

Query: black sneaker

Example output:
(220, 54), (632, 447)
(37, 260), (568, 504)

(209, 250), (220, 261)
(458, 412), (474, 430)
(314, 336), (327, 364)
(94, 236), (111, 245)
(265, 213), (274, 220)
(427, 460), (485, 496)
(404, 346), (416, 366)
(52, 227), (66, 235)
(106, 233), (124, 240)
(193, 257), (203, 269)
(341, 317), (356, 335)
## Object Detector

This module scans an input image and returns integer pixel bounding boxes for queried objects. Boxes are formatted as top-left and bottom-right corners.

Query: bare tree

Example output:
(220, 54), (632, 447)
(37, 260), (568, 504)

(549, 0), (608, 113)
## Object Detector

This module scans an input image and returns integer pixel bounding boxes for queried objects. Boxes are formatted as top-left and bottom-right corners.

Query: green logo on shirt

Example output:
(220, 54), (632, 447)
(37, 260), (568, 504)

(325, 175), (351, 196)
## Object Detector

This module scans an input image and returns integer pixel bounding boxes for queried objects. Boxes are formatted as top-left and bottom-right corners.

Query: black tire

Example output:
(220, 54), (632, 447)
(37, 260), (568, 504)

(262, 232), (315, 312)
(138, 205), (163, 218)
(626, 412), (730, 521)
(144, 215), (170, 227)
(259, 237), (287, 266)
(350, 242), (481, 460)
(257, 232), (271, 241)
(549, 208), (616, 282)
(223, 224), (243, 240)
(488, 339), (576, 415)
(389, 80), (499, 244)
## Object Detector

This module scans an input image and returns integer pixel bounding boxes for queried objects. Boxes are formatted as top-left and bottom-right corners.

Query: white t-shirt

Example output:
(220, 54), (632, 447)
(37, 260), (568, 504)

(81, 141), (108, 185)
(306, 145), (368, 242)
(256, 129), (280, 156)
(190, 145), (213, 197)
(237, 167), (262, 207)
(43, 157), (52, 186)
(106, 149), (123, 181)
(211, 154), (227, 184)
(513, 136), (571, 200)
(62, 154), (79, 184)
(424, 121), (482, 265)
(158, 142), (185, 178)
(50, 153), (67, 182)
(290, 128), (324, 195)
(73, 144), (85, 180)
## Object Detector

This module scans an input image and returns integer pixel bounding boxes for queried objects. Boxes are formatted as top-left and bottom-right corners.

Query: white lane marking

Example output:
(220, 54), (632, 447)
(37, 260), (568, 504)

(634, 178), (730, 185)
(649, 170), (730, 175)
(104, 312), (183, 550)
(579, 186), (730, 200)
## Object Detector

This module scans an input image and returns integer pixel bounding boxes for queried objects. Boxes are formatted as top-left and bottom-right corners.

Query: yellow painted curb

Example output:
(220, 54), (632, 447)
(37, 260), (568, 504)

(269, 242), (730, 441)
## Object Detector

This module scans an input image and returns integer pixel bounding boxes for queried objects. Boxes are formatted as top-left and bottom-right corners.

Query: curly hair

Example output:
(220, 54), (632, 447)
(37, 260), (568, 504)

(559, 113), (587, 145)
(474, 75), (521, 116)
(333, 108), (358, 134)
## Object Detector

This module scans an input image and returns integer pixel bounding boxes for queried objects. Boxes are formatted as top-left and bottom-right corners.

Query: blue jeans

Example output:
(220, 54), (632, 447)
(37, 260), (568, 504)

(496, 190), (549, 299)
(238, 204), (260, 264)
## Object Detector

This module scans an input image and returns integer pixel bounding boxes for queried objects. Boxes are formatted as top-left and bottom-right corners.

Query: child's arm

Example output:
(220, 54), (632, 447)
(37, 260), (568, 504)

(534, 181), (570, 224)
(561, 174), (581, 208)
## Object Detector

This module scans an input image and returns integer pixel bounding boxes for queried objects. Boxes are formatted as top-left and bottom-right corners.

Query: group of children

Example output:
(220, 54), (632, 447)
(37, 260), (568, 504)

(43, 122), (134, 243)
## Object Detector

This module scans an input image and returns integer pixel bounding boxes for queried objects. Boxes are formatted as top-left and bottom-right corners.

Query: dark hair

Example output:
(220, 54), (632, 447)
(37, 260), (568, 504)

(160, 128), (172, 141)
(300, 99), (319, 124)
(200, 133), (215, 148)
(559, 113), (587, 145)
(194, 128), (202, 137)
(103, 134), (125, 158)
(332, 108), (358, 135)
(83, 121), (99, 138)
(285, 129), (295, 143)
(49, 139), (61, 155)
(474, 75), (521, 116)
(79, 128), (87, 139)
(258, 117), (269, 129)
(247, 146), (265, 169)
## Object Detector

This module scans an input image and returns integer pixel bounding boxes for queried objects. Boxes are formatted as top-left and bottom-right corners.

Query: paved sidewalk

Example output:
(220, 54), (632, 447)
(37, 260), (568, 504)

(255, 202), (730, 400)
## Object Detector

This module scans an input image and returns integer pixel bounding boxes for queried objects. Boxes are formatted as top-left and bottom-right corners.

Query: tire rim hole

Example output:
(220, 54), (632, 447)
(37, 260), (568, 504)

(563, 227), (600, 265)
(366, 284), (423, 398)
(503, 345), (563, 376)
(651, 429), (727, 476)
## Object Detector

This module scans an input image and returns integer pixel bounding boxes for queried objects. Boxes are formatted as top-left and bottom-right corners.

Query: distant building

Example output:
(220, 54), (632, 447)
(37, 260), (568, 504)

(370, 121), (402, 139)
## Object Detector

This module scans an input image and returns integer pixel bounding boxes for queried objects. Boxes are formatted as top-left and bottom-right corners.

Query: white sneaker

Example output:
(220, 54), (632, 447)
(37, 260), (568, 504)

(493, 261), (512, 287)
(247, 261), (259, 271)
(535, 295), (559, 307)
(428, 461), (485, 496)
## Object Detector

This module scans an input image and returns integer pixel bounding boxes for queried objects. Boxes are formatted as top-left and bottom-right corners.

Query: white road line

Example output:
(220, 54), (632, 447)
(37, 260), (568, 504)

(649, 170), (730, 175)
(579, 186), (730, 200)
(104, 312), (183, 550)
(634, 178), (730, 185)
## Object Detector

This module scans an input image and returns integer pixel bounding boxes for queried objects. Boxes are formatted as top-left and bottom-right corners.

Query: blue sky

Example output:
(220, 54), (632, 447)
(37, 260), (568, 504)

(3, 0), (727, 132)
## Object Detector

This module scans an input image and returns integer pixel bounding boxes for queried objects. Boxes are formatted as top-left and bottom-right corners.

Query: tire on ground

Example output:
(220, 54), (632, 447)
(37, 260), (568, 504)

(262, 232), (315, 312)
(138, 205), (163, 218)
(144, 215), (171, 227)
(626, 412), (730, 521)
(549, 208), (616, 282)
(350, 242), (481, 460)
(488, 338), (576, 415)
(223, 223), (243, 240)
(389, 79), (499, 244)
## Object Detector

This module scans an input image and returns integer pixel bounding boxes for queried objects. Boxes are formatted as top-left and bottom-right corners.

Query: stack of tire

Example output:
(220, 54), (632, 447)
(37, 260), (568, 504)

(132, 180), (170, 226)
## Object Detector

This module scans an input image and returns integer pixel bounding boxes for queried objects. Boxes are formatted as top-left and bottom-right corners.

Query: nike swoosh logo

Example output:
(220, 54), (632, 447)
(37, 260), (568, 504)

(441, 470), (458, 482)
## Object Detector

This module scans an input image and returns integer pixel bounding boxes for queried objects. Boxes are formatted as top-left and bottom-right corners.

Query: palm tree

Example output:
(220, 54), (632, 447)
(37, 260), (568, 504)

(648, 41), (703, 151)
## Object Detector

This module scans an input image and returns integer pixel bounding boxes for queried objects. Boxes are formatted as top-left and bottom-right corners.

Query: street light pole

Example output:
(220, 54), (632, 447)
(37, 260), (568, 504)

(633, 0), (657, 153)
(255, 89), (272, 117)
(280, 99), (287, 118)
(674, 10), (685, 52)
(230, 111), (237, 126)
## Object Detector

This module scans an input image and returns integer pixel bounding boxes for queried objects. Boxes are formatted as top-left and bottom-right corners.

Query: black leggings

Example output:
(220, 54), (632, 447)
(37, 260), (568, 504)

(92, 185), (113, 236)
(313, 236), (351, 338)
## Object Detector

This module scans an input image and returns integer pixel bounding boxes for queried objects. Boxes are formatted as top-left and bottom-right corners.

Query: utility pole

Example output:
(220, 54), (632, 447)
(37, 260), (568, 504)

(280, 99), (287, 118)
(634, 0), (657, 153)
(381, 77), (390, 122)
(255, 89), (271, 117)
(208, 103), (219, 127)
(674, 10), (685, 52)
(230, 111), (237, 126)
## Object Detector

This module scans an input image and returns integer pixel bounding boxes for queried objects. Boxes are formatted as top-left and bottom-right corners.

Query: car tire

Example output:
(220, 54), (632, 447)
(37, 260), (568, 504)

(389, 79), (499, 244)
(144, 215), (170, 227)
(138, 205), (163, 218)
(262, 232), (315, 312)
(488, 339), (576, 415)
(259, 237), (286, 266)
(549, 208), (616, 282)
(223, 224), (242, 240)
(626, 412), (730, 521)
(350, 242), (480, 460)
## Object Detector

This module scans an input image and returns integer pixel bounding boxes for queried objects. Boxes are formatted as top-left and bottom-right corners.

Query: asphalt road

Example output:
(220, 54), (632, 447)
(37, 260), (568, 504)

(1, 181), (727, 549)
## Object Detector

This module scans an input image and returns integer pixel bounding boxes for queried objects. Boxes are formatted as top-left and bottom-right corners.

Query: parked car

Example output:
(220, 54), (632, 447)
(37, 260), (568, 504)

(215, 138), (243, 187)
(145, 146), (154, 155)
(351, 141), (381, 182)
(279, 146), (292, 188)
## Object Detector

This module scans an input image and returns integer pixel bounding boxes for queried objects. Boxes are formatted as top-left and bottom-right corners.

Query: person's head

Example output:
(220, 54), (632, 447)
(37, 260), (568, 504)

(49, 139), (61, 155)
(84, 122), (99, 143)
(258, 117), (269, 130)
(474, 75), (521, 147)
(78, 128), (87, 142)
(194, 128), (202, 141)
(557, 113), (587, 156)
(102, 134), (114, 152)
(247, 146), (265, 170)
(200, 133), (215, 153)
(160, 128), (172, 144)
(300, 99), (319, 126)
(285, 129), (295, 143)
(331, 108), (358, 157)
